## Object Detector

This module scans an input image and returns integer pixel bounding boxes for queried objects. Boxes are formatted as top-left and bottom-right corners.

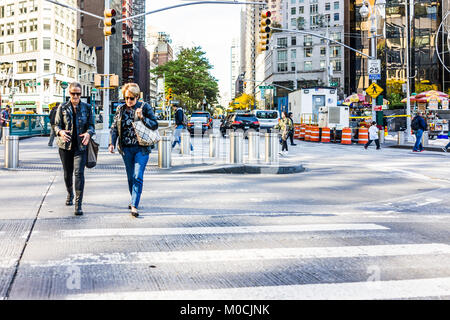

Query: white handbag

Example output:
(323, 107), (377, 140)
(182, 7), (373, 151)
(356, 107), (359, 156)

(132, 119), (161, 146)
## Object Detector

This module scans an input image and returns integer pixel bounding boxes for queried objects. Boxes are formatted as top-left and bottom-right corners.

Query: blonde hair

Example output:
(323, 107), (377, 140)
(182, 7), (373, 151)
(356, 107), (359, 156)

(121, 83), (140, 98)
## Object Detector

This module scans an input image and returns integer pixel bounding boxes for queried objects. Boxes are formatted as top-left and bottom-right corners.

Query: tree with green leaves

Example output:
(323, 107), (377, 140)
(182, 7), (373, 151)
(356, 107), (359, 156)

(151, 46), (219, 113)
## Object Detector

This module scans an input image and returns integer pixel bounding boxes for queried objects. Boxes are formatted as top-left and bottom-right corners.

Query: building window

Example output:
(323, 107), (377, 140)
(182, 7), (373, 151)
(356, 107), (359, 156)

(56, 61), (64, 75)
(6, 4), (14, 17)
(334, 13), (339, 21)
(18, 60), (37, 74)
(44, 59), (50, 72)
(304, 35), (312, 46)
(297, 17), (305, 30)
(325, 3), (330, 11)
(19, 2), (27, 15)
(29, 19), (38, 32)
(43, 38), (51, 50)
(6, 23), (14, 36)
(0, 43), (4, 55)
(331, 46), (341, 57)
(291, 18), (297, 27)
(44, 23), (51, 31)
(334, 1), (339, 10)
(291, 62), (296, 72)
(29, 0), (38, 12)
(0, 6), (4, 18)
(0, 24), (4, 36)
(291, 36), (297, 46)
(299, 6), (304, 14)
(278, 63), (288, 72)
(332, 32), (341, 42)
(291, 49), (297, 59)
(277, 50), (287, 62)
(304, 47), (313, 57)
(310, 4), (318, 14)
(320, 60), (326, 69)
(291, 0), (296, 4)
(7, 42), (14, 54)
(333, 60), (342, 72)
(291, 7), (296, 15)
(277, 38), (288, 48)
(304, 61), (312, 71)
(320, 47), (326, 56)
(19, 21), (27, 33)
(19, 40), (27, 53)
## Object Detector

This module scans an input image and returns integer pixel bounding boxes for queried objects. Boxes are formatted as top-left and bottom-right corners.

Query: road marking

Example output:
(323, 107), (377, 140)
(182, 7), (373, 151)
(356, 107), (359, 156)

(66, 277), (450, 300)
(60, 223), (388, 238)
(25, 243), (450, 267)
(0, 258), (18, 269)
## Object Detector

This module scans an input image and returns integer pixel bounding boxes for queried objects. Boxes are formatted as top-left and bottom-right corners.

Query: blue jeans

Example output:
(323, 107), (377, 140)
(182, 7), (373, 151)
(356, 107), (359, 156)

(121, 146), (149, 208)
(171, 125), (193, 150)
(413, 129), (424, 151)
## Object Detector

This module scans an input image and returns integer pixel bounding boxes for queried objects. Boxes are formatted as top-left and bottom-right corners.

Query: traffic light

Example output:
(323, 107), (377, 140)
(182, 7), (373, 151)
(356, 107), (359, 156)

(243, 82), (247, 88)
(259, 11), (272, 52)
(103, 9), (116, 37)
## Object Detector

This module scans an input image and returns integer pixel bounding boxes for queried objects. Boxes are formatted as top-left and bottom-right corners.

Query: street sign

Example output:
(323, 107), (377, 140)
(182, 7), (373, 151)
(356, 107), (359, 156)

(170, 100), (179, 104)
(366, 83), (383, 98)
(61, 81), (68, 89)
(259, 85), (275, 89)
(91, 88), (97, 93)
(368, 59), (381, 80)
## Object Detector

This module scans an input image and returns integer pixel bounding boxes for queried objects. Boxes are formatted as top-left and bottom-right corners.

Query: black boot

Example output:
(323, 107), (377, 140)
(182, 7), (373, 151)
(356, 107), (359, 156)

(66, 188), (74, 206)
(74, 191), (83, 216)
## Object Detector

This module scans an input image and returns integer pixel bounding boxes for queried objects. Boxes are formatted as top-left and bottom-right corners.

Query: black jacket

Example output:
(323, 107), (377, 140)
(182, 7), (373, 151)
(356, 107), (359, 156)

(55, 101), (95, 151)
(109, 101), (158, 155)
(174, 108), (184, 126)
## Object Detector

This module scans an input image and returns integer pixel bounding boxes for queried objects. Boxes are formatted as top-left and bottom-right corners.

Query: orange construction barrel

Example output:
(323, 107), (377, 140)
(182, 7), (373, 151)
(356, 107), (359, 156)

(300, 124), (306, 140)
(305, 125), (311, 141)
(321, 127), (330, 143)
(358, 127), (369, 144)
(310, 126), (320, 142)
(341, 128), (352, 145)
(294, 124), (301, 139)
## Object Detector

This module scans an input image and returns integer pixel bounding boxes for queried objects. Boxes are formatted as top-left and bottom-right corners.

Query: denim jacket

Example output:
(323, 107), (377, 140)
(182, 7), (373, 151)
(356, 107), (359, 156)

(109, 102), (159, 155)
(55, 101), (95, 151)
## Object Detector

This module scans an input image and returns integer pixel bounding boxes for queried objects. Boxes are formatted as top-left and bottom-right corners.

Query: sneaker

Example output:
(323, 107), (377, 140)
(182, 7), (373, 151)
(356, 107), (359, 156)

(442, 147), (447, 152)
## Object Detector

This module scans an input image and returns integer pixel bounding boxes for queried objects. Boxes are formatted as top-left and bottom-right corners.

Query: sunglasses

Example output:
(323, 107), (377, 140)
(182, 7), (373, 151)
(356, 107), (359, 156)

(125, 96), (136, 101)
(69, 92), (81, 96)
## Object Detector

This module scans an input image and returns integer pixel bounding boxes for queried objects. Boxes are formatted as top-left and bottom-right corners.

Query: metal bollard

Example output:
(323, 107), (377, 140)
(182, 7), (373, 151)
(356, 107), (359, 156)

(5, 135), (19, 168)
(209, 132), (220, 158)
(422, 131), (429, 147)
(265, 132), (279, 164)
(158, 136), (172, 169)
(229, 131), (244, 164)
(180, 131), (191, 155)
(397, 131), (405, 145)
(2, 126), (10, 144)
(247, 131), (260, 163)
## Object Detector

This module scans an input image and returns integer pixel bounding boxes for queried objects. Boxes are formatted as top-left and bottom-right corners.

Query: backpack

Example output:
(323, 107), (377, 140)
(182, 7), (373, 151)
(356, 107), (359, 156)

(411, 117), (420, 130)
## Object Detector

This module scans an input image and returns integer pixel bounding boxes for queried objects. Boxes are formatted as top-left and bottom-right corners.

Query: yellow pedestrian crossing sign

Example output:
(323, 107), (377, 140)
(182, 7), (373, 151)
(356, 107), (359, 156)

(366, 83), (383, 98)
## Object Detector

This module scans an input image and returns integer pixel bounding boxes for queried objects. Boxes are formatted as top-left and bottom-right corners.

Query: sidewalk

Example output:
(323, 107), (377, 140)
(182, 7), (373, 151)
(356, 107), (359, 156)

(385, 133), (450, 152)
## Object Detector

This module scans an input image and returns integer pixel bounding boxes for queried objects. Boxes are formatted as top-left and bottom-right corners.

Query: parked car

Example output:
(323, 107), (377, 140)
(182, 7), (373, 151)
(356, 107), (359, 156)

(187, 111), (213, 135)
(220, 113), (260, 137)
(251, 110), (279, 132)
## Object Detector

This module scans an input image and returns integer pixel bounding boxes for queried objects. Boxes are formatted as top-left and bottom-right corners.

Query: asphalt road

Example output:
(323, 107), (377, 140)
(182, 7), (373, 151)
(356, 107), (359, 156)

(0, 134), (449, 300)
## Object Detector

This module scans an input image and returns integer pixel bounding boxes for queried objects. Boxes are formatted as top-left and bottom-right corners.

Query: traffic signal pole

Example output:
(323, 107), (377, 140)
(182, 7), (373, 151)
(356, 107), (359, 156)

(100, 0), (111, 149)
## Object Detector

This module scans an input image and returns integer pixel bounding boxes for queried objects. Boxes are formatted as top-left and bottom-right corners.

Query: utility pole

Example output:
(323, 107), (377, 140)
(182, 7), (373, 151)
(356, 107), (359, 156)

(100, 0), (111, 148)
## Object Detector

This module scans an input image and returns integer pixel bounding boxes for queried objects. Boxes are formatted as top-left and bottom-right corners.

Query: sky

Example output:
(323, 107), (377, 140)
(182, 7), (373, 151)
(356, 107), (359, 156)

(146, 0), (243, 104)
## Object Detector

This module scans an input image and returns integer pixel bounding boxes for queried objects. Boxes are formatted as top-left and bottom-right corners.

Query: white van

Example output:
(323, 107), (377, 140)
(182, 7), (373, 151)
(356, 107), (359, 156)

(252, 110), (280, 131)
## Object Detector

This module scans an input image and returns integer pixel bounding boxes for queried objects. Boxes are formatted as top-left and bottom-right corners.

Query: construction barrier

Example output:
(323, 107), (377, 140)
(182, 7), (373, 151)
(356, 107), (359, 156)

(299, 124), (306, 140)
(341, 127), (352, 145)
(305, 125), (311, 141)
(358, 127), (369, 144)
(294, 124), (301, 139)
(321, 127), (330, 143)
(310, 126), (320, 142)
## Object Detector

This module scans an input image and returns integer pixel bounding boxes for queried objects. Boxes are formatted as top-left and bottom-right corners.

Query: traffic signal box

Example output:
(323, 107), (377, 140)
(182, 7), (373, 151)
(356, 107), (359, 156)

(94, 74), (119, 89)
(259, 11), (272, 52)
(103, 9), (117, 37)
(166, 88), (173, 104)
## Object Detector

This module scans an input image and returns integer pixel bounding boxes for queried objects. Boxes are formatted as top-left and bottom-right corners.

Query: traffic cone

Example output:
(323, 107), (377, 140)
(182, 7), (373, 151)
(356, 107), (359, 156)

(384, 127), (388, 136)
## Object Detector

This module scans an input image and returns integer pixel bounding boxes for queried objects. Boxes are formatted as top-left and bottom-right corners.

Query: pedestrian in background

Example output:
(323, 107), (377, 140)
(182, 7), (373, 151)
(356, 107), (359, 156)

(48, 102), (60, 147)
(55, 82), (95, 216)
(287, 112), (296, 146)
(109, 83), (158, 217)
(411, 112), (427, 152)
(364, 121), (380, 150)
(275, 111), (292, 155)
(0, 106), (11, 142)
(171, 104), (193, 151)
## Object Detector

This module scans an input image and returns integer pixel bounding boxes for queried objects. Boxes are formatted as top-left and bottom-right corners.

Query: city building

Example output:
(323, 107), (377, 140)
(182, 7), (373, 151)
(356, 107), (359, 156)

(231, 38), (240, 98)
(0, 0), (79, 113)
(76, 39), (98, 104)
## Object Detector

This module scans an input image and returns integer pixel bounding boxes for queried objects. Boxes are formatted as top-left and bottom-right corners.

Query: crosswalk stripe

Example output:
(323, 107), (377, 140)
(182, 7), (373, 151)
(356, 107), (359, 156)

(66, 277), (450, 300)
(25, 243), (450, 267)
(60, 223), (388, 237)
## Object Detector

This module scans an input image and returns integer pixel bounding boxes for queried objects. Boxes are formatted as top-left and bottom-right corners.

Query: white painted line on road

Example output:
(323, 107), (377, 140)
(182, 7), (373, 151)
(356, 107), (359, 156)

(0, 258), (18, 269)
(66, 277), (450, 300)
(26, 243), (450, 267)
(60, 223), (389, 238)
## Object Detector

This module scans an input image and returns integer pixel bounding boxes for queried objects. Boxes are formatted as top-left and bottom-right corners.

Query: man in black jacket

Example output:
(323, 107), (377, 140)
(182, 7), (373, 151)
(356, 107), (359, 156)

(48, 102), (60, 147)
(412, 112), (427, 152)
(171, 105), (193, 151)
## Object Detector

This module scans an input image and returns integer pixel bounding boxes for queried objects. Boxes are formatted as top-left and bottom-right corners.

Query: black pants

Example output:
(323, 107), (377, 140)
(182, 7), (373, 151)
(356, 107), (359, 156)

(288, 130), (295, 145)
(58, 148), (87, 194)
(281, 139), (288, 151)
(365, 139), (380, 149)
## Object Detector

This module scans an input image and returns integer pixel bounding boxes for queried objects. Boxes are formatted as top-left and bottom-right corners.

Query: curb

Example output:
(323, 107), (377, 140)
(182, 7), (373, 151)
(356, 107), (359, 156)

(170, 163), (305, 174)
